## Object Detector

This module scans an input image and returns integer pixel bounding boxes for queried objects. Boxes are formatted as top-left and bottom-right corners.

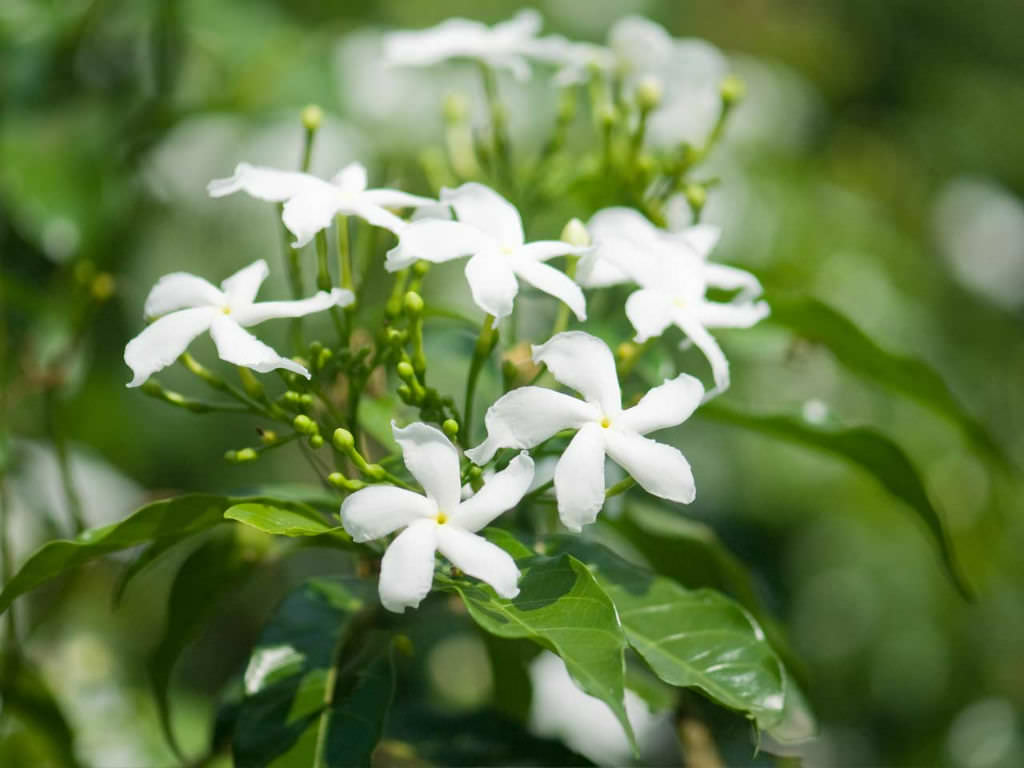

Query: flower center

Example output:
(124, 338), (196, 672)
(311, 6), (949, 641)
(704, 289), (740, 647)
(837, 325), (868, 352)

(222, 306), (232, 315)
(672, 297), (686, 309)
(435, 511), (448, 524)
(600, 417), (611, 429)
(500, 245), (515, 255)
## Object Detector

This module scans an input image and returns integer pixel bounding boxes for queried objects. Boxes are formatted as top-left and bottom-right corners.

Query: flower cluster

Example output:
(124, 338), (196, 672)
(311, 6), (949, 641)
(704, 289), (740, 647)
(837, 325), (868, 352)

(124, 9), (768, 613)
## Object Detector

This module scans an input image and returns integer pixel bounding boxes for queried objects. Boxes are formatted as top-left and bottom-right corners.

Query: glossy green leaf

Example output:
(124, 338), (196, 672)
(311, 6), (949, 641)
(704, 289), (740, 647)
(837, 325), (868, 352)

(545, 538), (789, 733)
(232, 577), (394, 768)
(0, 494), (314, 614)
(700, 401), (972, 598)
(439, 554), (636, 752)
(224, 502), (351, 543)
(770, 297), (1004, 462)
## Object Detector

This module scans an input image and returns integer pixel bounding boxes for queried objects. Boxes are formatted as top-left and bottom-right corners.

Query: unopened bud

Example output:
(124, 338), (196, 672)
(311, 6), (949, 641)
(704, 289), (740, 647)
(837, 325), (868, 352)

(386, 328), (406, 345)
(635, 76), (663, 112)
(259, 429), (278, 445)
(396, 361), (415, 381)
(442, 419), (459, 439)
(412, 260), (431, 277)
(443, 92), (469, 123)
(616, 341), (639, 365)
(685, 183), (707, 211)
(309, 434), (324, 449)
(719, 75), (745, 107)
(560, 218), (590, 247)
(404, 291), (424, 315)
(332, 428), (355, 452)
(598, 104), (618, 128)
(301, 104), (323, 133)
(283, 390), (301, 404)
(91, 273), (116, 301)
(226, 447), (258, 463)
(396, 384), (412, 401)
(299, 393), (314, 407)
(293, 414), (318, 435)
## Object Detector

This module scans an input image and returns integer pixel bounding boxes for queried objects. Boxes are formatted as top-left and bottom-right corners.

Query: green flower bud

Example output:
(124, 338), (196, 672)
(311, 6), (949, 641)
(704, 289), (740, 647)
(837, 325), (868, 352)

(396, 384), (412, 402)
(365, 464), (387, 481)
(560, 217), (590, 247)
(332, 428), (355, 452)
(299, 393), (314, 407)
(259, 429), (277, 445)
(309, 434), (324, 449)
(635, 76), (663, 112)
(225, 447), (258, 463)
(404, 291), (424, 315)
(685, 183), (707, 211)
(720, 75), (745, 107)
(90, 273), (116, 302)
(283, 390), (301, 404)
(316, 348), (333, 369)
(328, 472), (365, 491)
(396, 361), (415, 381)
(413, 260), (431, 277)
(598, 104), (618, 128)
(442, 419), (459, 439)
(443, 92), (469, 123)
(293, 414), (318, 435)
(301, 104), (323, 133)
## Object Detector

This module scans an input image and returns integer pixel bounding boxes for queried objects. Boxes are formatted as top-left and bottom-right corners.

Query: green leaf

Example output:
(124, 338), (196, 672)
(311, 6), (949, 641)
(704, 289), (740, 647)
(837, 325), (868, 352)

(0, 494), (314, 614)
(700, 401), (972, 598)
(148, 528), (255, 762)
(545, 537), (789, 733)
(112, 534), (194, 607)
(770, 297), (1005, 463)
(0, 654), (80, 768)
(224, 502), (351, 543)
(439, 554), (636, 752)
(233, 577), (394, 768)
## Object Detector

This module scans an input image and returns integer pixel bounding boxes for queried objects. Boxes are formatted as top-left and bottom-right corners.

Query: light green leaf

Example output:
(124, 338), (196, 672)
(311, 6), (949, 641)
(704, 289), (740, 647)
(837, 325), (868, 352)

(700, 401), (972, 598)
(439, 554), (636, 752)
(545, 537), (789, 733)
(224, 502), (351, 544)
(770, 297), (1004, 463)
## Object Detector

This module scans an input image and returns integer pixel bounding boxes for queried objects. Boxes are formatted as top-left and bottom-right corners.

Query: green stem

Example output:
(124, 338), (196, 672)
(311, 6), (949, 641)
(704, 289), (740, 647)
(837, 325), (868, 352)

(605, 476), (636, 499)
(179, 353), (288, 422)
(281, 117), (319, 352)
(463, 315), (498, 447)
(551, 255), (580, 336)
(44, 390), (86, 534)
(479, 63), (510, 182)
(335, 215), (354, 345)
(316, 231), (346, 340)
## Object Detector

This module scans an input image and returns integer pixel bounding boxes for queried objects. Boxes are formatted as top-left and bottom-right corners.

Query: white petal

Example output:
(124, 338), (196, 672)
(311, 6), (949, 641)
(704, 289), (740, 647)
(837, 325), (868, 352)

(490, 54), (531, 81)
(492, 8), (543, 44)
(220, 259), (269, 306)
(344, 201), (407, 235)
(331, 162), (368, 195)
(143, 273), (224, 318)
(604, 430), (695, 505)
(359, 188), (437, 210)
(701, 263), (763, 301)
(340, 485), (435, 542)
(616, 374), (704, 435)
(208, 315), (310, 377)
(512, 259), (587, 321)
(676, 224), (722, 258)
(384, 19), (489, 67)
(575, 247), (633, 289)
(465, 387), (600, 465)
(385, 219), (487, 271)
(625, 288), (673, 342)
(515, 241), (591, 262)
(453, 452), (534, 532)
(281, 190), (343, 248)
(124, 307), (216, 387)
(531, 331), (621, 417)
(378, 520), (438, 613)
(697, 299), (770, 329)
(207, 163), (328, 202)
(465, 251), (519, 320)
(435, 525), (520, 599)
(588, 207), (660, 247)
(442, 183), (524, 248)
(392, 421), (462, 513)
(232, 288), (352, 327)
(554, 423), (607, 532)
(671, 308), (730, 394)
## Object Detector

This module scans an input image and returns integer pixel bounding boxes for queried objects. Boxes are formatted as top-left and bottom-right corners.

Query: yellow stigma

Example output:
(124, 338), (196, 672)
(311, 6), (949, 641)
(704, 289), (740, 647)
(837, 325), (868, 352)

(600, 417), (611, 428)
(222, 306), (231, 315)
(672, 297), (686, 309)
(435, 511), (448, 524)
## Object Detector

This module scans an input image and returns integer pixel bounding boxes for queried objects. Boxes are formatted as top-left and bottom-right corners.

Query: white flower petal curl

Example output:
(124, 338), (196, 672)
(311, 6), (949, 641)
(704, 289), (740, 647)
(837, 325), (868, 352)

(359, 188), (437, 210)
(617, 374), (704, 436)
(624, 289), (674, 343)
(281, 191), (343, 248)
(206, 163), (326, 202)
(701, 263), (763, 301)
(392, 421), (462, 513)
(232, 288), (352, 327)
(208, 315), (310, 378)
(332, 162), (368, 195)
(466, 387), (600, 465)
(554, 423), (607, 532)
(454, 453), (535, 532)
(124, 307), (216, 387)
(435, 525), (521, 599)
(465, 251), (519, 320)
(343, 201), (407, 236)
(671, 308), (730, 394)
(143, 273), (224, 319)
(512, 259), (587, 321)
(531, 331), (621, 417)
(220, 260), (269, 306)
(442, 183), (524, 248)
(386, 219), (488, 271)
(340, 485), (436, 542)
(696, 300), (771, 329)
(378, 520), (438, 613)
(604, 430), (695, 505)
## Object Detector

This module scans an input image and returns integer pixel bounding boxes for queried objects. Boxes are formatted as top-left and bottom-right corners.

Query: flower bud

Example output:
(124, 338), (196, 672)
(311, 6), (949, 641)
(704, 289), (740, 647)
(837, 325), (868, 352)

(365, 463), (387, 481)
(386, 328), (406, 345)
(443, 92), (469, 123)
(442, 419), (459, 439)
(403, 291), (424, 316)
(396, 361), (415, 381)
(719, 75), (745, 107)
(412, 260), (431, 277)
(299, 393), (314, 407)
(90, 273), (116, 302)
(328, 472), (364, 491)
(226, 447), (258, 463)
(301, 104), (323, 133)
(293, 414), (318, 435)
(685, 183), (707, 211)
(258, 429), (278, 445)
(283, 390), (301, 404)
(309, 434), (324, 449)
(396, 384), (412, 402)
(598, 104), (618, 128)
(560, 217), (590, 248)
(332, 428), (355, 452)
(635, 76), (663, 112)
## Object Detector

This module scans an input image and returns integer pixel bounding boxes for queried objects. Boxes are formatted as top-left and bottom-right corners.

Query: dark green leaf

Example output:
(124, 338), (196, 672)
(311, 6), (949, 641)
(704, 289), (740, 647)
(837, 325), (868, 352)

(233, 577), (394, 768)
(770, 297), (1004, 463)
(0, 654), (80, 768)
(480, 634), (536, 721)
(439, 554), (636, 752)
(112, 533), (194, 607)
(545, 538), (789, 733)
(224, 502), (351, 543)
(700, 401), (972, 598)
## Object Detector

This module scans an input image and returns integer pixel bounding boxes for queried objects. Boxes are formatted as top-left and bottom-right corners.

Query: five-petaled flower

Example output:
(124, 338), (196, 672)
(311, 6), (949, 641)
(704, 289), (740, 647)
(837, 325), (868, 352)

(576, 207), (769, 396)
(387, 183), (589, 324)
(466, 331), (703, 532)
(207, 162), (434, 248)
(124, 259), (351, 387)
(341, 421), (534, 613)
(383, 9), (549, 81)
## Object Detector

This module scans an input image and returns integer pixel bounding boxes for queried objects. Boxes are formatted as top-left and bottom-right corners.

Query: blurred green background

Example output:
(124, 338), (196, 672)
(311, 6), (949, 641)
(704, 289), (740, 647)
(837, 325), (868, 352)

(2, 1), (1023, 766)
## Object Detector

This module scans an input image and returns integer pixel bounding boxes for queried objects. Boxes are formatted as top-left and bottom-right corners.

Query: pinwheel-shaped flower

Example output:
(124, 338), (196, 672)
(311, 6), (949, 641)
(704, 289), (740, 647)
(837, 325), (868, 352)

(466, 331), (703, 532)
(383, 9), (548, 81)
(577, 207), (768, 395)
(387, 183), (589, 324)
(208, 162), (434, 248)
(124, 260), (350, 387)
(341, 422), (534, 613)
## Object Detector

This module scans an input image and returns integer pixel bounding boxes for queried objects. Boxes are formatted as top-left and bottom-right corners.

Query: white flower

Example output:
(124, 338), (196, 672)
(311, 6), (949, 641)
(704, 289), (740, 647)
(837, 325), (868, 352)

(341, 422), (534, 613)
(207, 162), (434, 248)
(383, 10), (547, 81)
(386, 183), (589, 323)
(466, 331), (702, 532)
(124, 259), (351, 386)
(577, 207), (768, 395)
(527, 36), (616, 86)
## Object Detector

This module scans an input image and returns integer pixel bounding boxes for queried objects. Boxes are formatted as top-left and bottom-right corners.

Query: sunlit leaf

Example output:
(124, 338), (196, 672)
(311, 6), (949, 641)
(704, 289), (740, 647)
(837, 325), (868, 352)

(224, 502), (351, 543)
